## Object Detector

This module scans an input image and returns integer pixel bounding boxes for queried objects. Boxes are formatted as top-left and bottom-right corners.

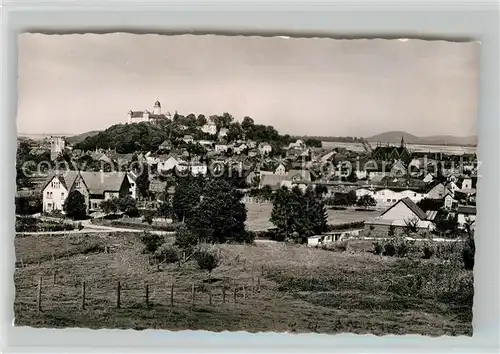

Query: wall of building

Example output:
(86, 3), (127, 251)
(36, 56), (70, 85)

(42, 177), (68, 212)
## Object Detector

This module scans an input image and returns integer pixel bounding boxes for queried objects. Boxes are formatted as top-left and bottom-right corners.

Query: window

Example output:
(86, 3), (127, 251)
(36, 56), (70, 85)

(51, 181), (60, 188)
(46, 191), (53, 199)
(414, 193), (417, 197)
(387, 199), (391, 202)
(393, 199), (397, 202)
(92, 202), (98, 209)
(61, 192), (65, 199)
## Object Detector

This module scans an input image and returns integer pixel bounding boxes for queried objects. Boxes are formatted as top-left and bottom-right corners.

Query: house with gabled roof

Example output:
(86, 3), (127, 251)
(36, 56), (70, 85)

(41, 171), (131, 214)
(364, 197), (435, 237)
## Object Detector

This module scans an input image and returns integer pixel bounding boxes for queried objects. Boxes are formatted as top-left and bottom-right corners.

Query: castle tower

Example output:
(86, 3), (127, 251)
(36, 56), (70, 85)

(153, 100), (161, 115)
(50, 136), (65, 161)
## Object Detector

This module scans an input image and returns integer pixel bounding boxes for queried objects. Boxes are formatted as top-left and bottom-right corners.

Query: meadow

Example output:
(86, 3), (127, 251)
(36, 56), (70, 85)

(245, 203), (381, 231)
(14, 232), (472, 335)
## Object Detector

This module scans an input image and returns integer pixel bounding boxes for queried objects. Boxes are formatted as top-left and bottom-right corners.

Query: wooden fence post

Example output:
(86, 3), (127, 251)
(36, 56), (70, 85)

(170, 283), (174, 306)
(242, 285), (246, 300)
(208, 285), (212, 305)
(20, 258), (24, 268)
(36, 276), (42, 313)
(233, 287), (237, 303)
(81, 280), (86, 310)
(257, 277), (261, 293)
(222, 285), (226, 304)
(251, 278), (255, 297)
(52, 271), (56, 285)
(145, 284), (150, 309)
(116, 281), (121, 309)
(191, 284), (195, 307)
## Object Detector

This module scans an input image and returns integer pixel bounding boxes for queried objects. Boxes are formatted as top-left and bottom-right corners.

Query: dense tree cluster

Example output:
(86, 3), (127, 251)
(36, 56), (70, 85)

(270, 186), (328, 243)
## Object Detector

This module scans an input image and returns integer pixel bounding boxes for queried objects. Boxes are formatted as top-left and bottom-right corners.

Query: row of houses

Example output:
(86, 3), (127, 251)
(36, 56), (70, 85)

(41, 171), (137, 214)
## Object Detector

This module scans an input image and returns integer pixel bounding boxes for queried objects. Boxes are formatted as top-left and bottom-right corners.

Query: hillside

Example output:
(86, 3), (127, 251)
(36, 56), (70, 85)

(66, 130), (101, 145)
(365, 131), (477, 146)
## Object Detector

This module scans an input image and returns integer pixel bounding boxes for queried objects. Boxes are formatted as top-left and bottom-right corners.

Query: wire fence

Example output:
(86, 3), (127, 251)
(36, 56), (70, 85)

(15, 272), (265, 313)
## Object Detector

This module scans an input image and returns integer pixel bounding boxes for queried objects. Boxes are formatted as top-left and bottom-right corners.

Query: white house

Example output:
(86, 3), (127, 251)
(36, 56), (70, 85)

(456, 205), (476, 229)
(182, 135), (194, 144)
(218, 128), (229, 138)
(258, 143), (272, 155)
(127, 172), (138, 199)
(42, 171), (130, 213)
(201, 122), (217, 135)
(364, 197), (434, 236)
(423, 173), (434, 183)
(275, 163), (286, 175)
(444, 194), (455, 210)
(215, 142), (229, 153)
(157, 155), (186, 172)
(190, 163), (208, 176)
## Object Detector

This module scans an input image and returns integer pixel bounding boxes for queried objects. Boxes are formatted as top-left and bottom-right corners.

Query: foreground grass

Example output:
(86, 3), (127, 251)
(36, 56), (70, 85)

(14, 233), (472, 335)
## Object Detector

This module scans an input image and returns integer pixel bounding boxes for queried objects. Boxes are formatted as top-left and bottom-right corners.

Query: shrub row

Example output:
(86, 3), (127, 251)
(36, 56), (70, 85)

(91, 218), (180, 232)
(15, 216), (76, 233)
(326, 221), (365, 232)
(372, 237), (474, 270)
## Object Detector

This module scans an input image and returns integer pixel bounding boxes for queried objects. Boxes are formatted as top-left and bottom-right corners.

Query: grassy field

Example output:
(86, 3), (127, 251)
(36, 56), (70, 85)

(14, 232), (472, 335)
(245, 203), (381, 231)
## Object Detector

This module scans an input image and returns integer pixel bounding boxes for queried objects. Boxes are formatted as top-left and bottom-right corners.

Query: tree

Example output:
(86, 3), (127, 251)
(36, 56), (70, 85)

(356, 194), (377, 210)
(388, 224), (396, 238)
(175, 224), (199, 252)
(404, 217), (420, 235)
(135, 162), (150, 199)
(63, 190), (87, 220)
(462, 229), (475, 270)
(154, 244), (180, 270)
(118, 195), (139, 217)
(270, 186), (327, 242)
(305, 138), (322, 148)
(433, 211), (459, 238)
(156, 198), (172, 220)
(100, 197), (119, 215)
(314, 184), (328, 197)
(194, 248), (220, 280)
(197, 114), (208, 127)
(186, 179), (247, 243)
(172, 175), (204, 222)
(241, 116), (255, 133)
(139, 231), (164, 254)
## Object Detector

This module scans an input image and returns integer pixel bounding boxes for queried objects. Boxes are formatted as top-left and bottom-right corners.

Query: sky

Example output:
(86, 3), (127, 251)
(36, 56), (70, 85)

(17, 33), (479, 138)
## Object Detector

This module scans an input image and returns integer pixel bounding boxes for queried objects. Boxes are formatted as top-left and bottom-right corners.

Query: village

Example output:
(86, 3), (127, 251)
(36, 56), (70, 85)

(14, 100), (477, 335)
(17, 99), (478, 244)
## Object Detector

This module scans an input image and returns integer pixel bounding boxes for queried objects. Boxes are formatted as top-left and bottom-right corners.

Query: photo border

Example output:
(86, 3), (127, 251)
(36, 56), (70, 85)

(1, 1), (499, 353)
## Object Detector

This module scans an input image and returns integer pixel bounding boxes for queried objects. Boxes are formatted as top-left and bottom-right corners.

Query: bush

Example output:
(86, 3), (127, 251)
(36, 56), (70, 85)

(373, 241), (383, 255)
(139, 232), (164, 254)
(395, 240), (411, 258)
(383, 242), (396, 257)
(462, 245), (475, 270)
(422, 243), (434, 259)
(77, 222), (84, 231)
(142, 214), (154, 225)
(154, 244), (180, 266)
(194, 248), (220, 275)
(174, 225), (198, 252)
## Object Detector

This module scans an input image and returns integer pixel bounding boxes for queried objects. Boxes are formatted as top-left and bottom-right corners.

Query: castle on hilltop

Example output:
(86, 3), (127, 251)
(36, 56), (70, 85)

(127, 100), (172, 125)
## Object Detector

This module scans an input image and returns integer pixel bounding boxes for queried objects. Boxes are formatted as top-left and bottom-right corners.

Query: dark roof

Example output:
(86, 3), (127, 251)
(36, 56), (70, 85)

(130, 111), (144, 118)
(381, 197), (427, 220)
(42, 171), (128, 195)
(457, 205), (477, 215)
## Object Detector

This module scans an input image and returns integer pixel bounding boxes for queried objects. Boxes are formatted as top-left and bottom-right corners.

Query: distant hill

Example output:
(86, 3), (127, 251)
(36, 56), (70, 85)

(365, 131), (477, 146)
(66, 130), (101, 145)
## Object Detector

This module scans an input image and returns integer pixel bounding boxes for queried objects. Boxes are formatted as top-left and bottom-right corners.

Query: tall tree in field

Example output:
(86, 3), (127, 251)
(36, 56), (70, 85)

(172, 175), (204, 222)
(356, 194), (377, 210)
(186, 179), (247, 243)
(270, 186), (327, 243)
(63, 190), (87, 220)
(134, 162), (150, 199)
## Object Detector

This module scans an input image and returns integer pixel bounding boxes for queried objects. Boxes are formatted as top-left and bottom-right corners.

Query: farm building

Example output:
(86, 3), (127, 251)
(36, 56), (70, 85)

(307, 229), (362, 247)
(363, 197), (435, 237)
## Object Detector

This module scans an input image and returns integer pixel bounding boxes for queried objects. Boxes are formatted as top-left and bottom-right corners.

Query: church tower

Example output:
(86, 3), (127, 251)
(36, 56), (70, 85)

(400, 136), (405, 147)
(153, 100), (161, 115)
